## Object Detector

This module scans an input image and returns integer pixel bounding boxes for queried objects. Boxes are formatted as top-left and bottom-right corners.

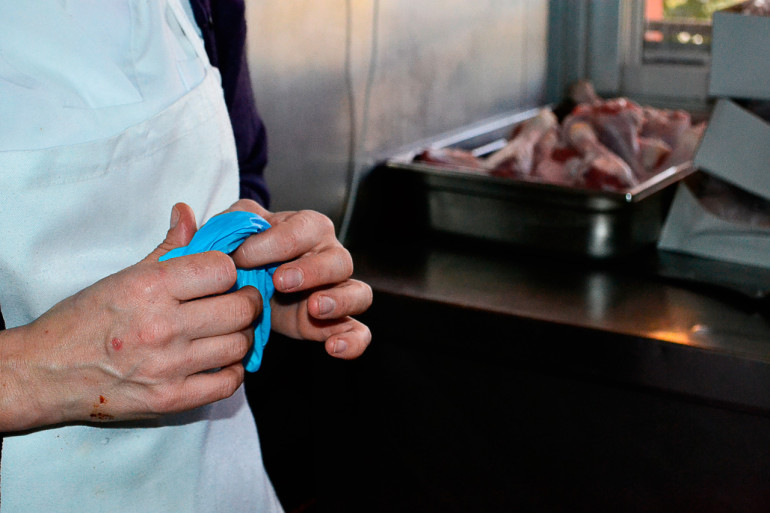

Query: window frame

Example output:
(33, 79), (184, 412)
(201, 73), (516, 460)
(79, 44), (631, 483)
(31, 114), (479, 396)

(616, 0), (710, 104)
(547, 0), (712, 110)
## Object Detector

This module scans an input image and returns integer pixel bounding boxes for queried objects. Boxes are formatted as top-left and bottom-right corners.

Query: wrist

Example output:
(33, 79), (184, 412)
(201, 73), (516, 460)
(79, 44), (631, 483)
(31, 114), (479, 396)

(0, 323), (70, 431)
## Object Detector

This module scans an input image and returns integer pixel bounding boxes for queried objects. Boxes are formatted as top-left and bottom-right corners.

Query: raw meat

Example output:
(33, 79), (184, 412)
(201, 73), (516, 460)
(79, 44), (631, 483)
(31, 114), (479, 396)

(483, 108), (558, 177)
(565, 121), (638, 190)
(563, 98), (646, 180)
(656, 122), (706, 171)
(569, 79), (601, 105)
(412, 81), (704, 193)
(638, 136), (672, 174)
(531, 127), (580, 185)
(415, 147), (485, 170)
(641, 107), (691, 150)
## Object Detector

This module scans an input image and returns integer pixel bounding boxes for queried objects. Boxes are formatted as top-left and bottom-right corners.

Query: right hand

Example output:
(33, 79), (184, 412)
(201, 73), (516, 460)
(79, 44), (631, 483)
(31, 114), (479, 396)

(0, 203), (261, 431)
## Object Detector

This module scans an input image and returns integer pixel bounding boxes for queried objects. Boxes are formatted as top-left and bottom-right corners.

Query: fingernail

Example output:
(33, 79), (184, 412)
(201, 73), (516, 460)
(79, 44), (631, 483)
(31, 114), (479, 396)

(333, 339), (348, 354)
(170, 206), (180, 229)
(318, 295), (335, 316)
(280, 268), (303, 290)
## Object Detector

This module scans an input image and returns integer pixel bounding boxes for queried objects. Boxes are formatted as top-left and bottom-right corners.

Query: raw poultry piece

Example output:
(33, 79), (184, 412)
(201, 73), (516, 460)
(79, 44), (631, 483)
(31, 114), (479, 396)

(641, 106), (691, 149)
(565, 121), (638, 191)
(563, 98), (646, 180)
(558, 94), (697, 181)
(531, 127), (580, 186)
(411, 80), (704, 193)
(414, 146), (486, 171)
(656, 122), (706, 172)
(569, 79), (601, 105)
(638, 136), (672, 173)
(635, 107), (691, 175)
(552, 79), (601, 121)
(483, 108), (558, 177)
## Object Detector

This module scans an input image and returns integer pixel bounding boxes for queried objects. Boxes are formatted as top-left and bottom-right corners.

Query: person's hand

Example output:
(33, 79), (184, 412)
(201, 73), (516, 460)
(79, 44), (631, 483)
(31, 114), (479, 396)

(223, 199), (372, 359)
(0, 203), (260, 432)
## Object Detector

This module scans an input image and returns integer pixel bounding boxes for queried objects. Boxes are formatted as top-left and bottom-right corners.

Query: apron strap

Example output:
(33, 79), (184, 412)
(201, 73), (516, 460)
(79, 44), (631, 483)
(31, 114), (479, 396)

(166, 0), (210, 64)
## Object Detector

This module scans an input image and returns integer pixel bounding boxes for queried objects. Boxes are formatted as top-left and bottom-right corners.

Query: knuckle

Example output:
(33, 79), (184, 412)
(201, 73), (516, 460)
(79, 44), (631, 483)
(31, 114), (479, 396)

(232, 198), (260, 212)
(361, 281), (374, 306)
(231, 296), (251, 323)
(129, 268), (164, 301)
(233, 331), (252, 360)
(135, 316), (173, 346)
(247, 285), (264, 310)
(298, 210), (336, 239)
(231, 291), (260, 325)
(362, 325), (373, 348)
(208, 252), (238, 288)
(332, 293), (350, 315)
(342, 280), (372, 311)
(218, 368), (243, 399)
(337, 248), (354, 278)
(310, 210), (336, 235)
(274, 226), (302, 257)
(183, 252), (237, 291)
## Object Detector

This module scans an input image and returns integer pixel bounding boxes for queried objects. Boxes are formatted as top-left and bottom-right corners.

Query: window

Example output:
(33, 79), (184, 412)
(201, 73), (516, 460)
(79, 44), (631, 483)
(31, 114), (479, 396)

(622, 0), (749, 105)
(642, 0), (743, 65)
(548, 0), (745, 108)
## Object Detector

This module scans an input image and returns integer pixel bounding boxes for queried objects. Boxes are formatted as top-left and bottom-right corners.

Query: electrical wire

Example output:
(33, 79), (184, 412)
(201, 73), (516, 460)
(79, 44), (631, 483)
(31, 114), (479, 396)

(343, 0), (356, 229)
(339, 0), (380, 242)
(359, 0), (381, 167)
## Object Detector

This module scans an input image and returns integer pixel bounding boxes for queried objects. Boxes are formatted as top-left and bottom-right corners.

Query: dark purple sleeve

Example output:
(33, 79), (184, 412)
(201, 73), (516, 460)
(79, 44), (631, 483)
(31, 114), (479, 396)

(190, 0), (270, 208)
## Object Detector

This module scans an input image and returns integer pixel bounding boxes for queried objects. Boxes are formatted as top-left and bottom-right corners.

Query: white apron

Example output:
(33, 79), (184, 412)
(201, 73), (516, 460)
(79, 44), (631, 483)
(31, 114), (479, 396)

(0, 2), (282, 512)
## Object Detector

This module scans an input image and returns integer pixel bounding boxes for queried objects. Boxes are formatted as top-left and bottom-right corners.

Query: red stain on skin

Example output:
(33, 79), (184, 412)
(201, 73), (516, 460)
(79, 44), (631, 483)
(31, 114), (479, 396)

(111, 338), (123, 351)
(90, 395), (114, 421)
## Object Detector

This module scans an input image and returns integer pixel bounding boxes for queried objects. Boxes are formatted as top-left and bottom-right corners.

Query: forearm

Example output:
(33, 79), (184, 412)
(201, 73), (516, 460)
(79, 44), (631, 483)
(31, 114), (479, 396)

(0, 323), (67, 432)
(1, 203), (271, 433)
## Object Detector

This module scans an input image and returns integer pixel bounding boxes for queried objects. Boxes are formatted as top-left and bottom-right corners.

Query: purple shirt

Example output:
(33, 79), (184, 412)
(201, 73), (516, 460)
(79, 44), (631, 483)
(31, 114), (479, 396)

(190, 0), (271, 208)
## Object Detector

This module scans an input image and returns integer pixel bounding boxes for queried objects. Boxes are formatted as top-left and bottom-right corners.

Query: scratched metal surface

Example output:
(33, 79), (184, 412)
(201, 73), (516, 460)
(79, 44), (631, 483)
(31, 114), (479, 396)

(245, 0), (549, 226)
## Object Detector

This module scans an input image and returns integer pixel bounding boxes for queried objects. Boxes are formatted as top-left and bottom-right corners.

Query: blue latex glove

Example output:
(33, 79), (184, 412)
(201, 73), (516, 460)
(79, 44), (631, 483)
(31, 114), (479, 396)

(159, 210), (277, 372)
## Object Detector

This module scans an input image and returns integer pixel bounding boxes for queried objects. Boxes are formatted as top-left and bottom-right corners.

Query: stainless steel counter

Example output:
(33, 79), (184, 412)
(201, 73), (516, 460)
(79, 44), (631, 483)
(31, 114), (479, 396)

(332, 229), (770, 512)
(250, 220), (770, 512)
(351, 235), (770, 413)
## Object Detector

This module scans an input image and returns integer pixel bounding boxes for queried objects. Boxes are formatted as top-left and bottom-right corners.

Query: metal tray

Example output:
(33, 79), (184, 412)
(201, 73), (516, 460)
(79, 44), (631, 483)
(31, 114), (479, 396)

(383, 108), (695, 258)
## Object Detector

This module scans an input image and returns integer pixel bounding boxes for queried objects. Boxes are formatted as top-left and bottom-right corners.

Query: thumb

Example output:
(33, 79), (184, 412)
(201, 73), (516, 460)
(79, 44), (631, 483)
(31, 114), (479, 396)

(145, 203), (198, 262)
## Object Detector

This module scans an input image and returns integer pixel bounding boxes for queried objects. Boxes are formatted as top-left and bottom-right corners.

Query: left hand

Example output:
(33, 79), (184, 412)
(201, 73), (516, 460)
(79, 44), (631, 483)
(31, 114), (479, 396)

(222, 199), (372, 359)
